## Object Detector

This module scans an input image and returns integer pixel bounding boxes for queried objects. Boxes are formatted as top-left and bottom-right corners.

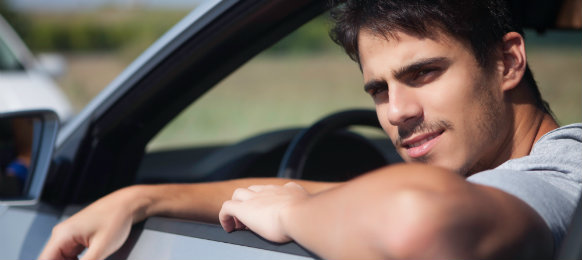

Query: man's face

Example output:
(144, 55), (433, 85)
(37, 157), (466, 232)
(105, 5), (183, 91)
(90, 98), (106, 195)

(358, 30), (512, 175)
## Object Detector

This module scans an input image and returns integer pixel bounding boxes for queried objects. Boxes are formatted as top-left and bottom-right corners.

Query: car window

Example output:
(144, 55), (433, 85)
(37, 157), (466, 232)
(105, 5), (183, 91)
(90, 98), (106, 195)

(146, 15), (375, 152)
(147, 23), (581, 153)
(0, 37), (24, 71)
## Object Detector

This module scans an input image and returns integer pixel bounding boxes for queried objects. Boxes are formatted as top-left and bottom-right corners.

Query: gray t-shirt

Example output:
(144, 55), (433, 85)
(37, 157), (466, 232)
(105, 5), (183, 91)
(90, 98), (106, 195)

(467, 123), (582, 251)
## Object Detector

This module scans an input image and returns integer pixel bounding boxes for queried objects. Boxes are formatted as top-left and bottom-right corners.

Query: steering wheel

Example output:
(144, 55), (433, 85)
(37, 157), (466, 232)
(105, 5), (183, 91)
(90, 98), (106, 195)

(277, 109), (388, 179)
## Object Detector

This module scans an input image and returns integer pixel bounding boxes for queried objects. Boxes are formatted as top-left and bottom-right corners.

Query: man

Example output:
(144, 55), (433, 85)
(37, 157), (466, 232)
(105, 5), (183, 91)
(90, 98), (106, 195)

(40, 0), (581, 259)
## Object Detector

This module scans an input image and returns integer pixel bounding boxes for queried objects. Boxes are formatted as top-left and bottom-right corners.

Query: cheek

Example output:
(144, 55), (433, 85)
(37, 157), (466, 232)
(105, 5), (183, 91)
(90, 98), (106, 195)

(421, 73), (475, 116)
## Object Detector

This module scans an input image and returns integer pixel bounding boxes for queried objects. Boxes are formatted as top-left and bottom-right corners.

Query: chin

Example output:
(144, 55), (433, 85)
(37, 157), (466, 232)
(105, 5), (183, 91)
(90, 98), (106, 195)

(427, 158), (469, 176)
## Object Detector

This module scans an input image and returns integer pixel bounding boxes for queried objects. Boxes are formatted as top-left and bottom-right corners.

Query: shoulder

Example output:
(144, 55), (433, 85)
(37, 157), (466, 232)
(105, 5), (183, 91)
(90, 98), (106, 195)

(467, 123), (582, 250)
(503, 123), (582, 175)
(533, 123), (582, 153)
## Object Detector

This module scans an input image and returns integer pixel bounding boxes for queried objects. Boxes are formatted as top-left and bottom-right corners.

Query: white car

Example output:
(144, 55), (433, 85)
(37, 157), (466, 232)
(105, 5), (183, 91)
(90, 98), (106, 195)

(0, 15), (73, 122)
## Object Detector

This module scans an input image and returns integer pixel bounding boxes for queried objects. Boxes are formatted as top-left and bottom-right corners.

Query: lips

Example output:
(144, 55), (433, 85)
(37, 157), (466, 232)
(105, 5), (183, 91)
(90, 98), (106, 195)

(402, 130), (444, 158)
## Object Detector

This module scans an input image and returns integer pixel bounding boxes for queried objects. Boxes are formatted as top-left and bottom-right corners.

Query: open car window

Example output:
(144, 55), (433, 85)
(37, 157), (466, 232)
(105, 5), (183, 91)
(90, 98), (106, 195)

(146, 14), (373, 152)
(138, 13), (581, 185)
(137, 14), (388, 184)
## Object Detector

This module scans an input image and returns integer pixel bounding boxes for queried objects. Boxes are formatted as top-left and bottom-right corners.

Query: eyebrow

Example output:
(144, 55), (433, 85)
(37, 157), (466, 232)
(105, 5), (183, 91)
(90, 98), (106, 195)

(393, 57), (449, 80)
(363, 57), (450, 93)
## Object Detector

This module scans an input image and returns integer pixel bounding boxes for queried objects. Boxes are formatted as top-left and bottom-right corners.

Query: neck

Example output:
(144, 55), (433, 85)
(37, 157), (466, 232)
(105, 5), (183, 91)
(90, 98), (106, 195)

(464, 90), (557, 175)
(505, 89), (559, 161)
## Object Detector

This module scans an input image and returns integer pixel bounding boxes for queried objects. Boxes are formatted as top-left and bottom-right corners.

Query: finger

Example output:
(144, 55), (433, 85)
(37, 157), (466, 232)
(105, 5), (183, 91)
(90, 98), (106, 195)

(39, 239), (83, 260)
(284, 182), (304, 190)
(232, 187), (255, 201)
(80, 232), (124, 260)
(247, 184), (278, 192)
(219, 200), (242, 232)
(247, 185), (266, 192)
(80, 219), (133, 260)
(38, 236), (64, 260)
(80, 238), (108, 260)
(39, 242), (84, 260)
(39, 226), (86, 260)
(233, 217), (247, 230)
(80, 230), (121, 260)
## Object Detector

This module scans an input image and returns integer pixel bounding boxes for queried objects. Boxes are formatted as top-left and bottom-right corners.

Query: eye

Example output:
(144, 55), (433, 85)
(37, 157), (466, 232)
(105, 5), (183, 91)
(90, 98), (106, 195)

(368, 87), (384, 97)
(415, 68), (435, 79)
(366, 83), (388, 98)
(410, 67), (441, 85)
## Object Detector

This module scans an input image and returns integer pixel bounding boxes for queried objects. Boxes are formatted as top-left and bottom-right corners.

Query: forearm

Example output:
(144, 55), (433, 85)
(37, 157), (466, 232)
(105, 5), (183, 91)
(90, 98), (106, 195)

(40, 178), (340, 260)
(128, 178), (340, 224)
(278, 165), (437, 259)
(278, 164), (553, 259)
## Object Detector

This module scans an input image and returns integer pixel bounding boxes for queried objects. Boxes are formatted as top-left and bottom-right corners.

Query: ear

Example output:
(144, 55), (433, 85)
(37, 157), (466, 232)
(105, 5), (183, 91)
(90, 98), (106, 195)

(499, 32), (527, 92)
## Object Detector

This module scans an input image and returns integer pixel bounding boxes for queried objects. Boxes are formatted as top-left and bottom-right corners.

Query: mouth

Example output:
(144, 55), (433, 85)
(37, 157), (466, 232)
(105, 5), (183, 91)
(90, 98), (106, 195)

(401, 130), (444, 159)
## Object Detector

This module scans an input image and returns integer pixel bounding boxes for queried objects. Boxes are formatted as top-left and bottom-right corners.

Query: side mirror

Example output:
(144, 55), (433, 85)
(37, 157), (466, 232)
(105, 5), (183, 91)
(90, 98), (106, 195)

(0, 110), (59, 204)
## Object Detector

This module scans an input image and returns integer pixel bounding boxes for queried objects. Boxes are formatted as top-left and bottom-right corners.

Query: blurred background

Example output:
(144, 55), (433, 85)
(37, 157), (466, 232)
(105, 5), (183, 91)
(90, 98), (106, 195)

(0, 0), (580, 149)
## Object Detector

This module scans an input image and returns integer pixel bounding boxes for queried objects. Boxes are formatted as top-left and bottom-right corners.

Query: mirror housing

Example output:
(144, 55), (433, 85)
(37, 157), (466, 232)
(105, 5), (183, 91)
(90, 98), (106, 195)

(0, 110), (59, 205)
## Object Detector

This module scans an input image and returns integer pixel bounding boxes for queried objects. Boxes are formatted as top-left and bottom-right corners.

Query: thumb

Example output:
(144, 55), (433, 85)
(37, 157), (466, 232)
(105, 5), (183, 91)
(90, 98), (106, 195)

(38, 226), (86, 260)
(79, 234), (110, 260)
(80, 222), (132, 260)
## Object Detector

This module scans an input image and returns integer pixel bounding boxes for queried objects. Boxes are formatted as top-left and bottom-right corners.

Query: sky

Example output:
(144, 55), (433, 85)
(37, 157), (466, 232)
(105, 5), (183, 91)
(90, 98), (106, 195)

(6, 0), (205, 11)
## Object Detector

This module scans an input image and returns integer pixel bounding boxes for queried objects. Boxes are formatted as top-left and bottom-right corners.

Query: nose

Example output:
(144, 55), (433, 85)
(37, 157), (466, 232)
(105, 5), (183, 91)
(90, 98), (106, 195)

(386, 85), (423, 126)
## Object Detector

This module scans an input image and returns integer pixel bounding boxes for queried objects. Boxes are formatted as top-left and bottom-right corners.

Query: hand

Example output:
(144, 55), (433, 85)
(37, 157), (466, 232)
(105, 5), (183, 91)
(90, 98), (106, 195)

(39, 188), (138, 260)
(219, 182), (310, 243)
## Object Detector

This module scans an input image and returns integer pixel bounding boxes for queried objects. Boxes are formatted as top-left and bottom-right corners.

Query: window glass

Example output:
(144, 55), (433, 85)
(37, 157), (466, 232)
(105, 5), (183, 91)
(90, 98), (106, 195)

(147, 16), (374, 151)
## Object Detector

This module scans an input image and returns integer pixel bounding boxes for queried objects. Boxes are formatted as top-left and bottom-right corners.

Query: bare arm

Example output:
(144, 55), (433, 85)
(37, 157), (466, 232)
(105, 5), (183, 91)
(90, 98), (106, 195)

(142, 178), (339, 223)
(220, 164), (553, 259)
(39, 178), (339, 260)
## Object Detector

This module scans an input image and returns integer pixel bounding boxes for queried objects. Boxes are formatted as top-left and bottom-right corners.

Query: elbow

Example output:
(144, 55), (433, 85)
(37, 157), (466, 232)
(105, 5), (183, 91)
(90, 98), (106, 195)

(348, 164), (552, 259)
(367, 175), (553, 259)
(373, 187), (460, 259)
(347, 164), (471, 259)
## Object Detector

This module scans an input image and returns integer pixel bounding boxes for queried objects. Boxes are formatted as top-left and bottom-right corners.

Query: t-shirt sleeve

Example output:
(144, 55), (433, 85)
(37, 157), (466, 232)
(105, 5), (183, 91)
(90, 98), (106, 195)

(467, 123), (582, 250)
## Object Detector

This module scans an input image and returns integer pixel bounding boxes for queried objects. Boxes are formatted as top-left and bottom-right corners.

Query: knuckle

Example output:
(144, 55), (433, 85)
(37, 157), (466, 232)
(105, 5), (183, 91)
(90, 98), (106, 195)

(284, 181), (301, 189)
(51, 222), (71, 237)
(221, 200), (233, 210)
(232, 188), (246, 198)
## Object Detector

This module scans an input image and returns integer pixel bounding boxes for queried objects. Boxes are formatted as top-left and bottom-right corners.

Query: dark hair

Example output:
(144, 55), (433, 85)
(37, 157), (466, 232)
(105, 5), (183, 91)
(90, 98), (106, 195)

(329, 0), (551, 114)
